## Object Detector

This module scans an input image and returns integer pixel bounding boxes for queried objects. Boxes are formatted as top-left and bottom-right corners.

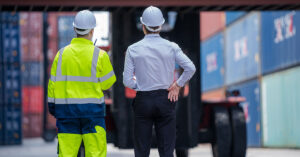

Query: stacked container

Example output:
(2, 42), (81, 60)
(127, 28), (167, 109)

(0, 12), (22, 145)
(20, 12), (44, 138)
(225, 12), (262, 147)
(200, 12), (263, 147)
(260, 11), (300, 148)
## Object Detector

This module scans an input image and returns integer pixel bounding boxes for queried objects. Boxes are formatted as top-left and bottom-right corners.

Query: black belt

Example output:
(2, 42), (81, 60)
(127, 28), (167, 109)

(136, 89), (168, 97)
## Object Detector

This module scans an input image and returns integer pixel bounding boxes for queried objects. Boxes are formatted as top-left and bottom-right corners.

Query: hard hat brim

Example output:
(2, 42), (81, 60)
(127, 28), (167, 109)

(140, 17), (165, 27)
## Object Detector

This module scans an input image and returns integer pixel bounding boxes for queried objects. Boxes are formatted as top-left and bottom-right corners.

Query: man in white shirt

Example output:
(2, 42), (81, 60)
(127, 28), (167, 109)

(123, 6), (196, 157)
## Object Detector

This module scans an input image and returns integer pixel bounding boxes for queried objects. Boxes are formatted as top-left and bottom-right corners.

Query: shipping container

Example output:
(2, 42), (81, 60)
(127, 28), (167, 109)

(201, 33), (225, 92)
(0, 102), (3, 145)
(0, 13), (3, 63)
(20, 12), (43, 62)
(22, 86), (44, 114)
(0, 64), (3, 103)
(200, 12), (225, 41)
(262, 66), (300, 148)
(23, 113), (42, 138)
(225, 13), (260, 85)
(201, 87), (226, 101)
(22, 62), (43, 86)
(0, 64), (3, 145)
(225, 11), (247, 25)
(3, 102), (22, 145)
(3, 63), (22, 104)
(228, 79), (262, 147)
(58, 16), (75, 49)
(47, 13), (58, 62)
(1, 12), (21, 63)
(261, 11), (300, 74)
(0, 64), (4, 145)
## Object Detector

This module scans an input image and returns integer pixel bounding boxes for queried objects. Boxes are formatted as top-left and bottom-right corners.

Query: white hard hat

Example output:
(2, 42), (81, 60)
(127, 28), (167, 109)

(140, 6), (165, 32)
(73, 10), (96, 35)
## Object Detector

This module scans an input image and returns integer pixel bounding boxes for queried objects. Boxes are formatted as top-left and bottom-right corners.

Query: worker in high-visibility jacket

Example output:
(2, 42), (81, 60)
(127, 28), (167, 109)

(47, 10), (116, 157)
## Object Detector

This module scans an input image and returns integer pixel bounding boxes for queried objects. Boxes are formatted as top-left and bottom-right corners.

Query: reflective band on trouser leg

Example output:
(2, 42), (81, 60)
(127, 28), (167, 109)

(83, 126), (107, 157)
(47, 97), (105, 104)
(58, 134), (82, 157)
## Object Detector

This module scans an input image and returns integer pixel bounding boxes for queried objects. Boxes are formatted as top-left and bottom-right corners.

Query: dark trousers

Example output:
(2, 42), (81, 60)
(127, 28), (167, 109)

(133, 89), (176, 157)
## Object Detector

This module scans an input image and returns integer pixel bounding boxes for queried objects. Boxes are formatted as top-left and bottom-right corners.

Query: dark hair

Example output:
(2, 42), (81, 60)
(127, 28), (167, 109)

(144, 26), (160, 34)
(75, 28), (89, 37)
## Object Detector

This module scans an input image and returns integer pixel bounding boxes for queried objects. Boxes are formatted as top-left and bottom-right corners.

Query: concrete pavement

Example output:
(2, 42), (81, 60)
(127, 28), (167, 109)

(0, 138), (299, 157)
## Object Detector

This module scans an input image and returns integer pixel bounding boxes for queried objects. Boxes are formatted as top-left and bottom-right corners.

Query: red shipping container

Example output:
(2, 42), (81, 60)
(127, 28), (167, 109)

(47, 13), (58, 62)
(23, 113), (43, 138)
(22, 86), (44, 114)
(20, 12), (43, 62)
(200, 12), (225, 41)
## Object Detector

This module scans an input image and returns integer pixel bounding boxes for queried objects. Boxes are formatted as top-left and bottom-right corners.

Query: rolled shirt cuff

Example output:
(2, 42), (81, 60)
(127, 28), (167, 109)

(176, 79), (185, 87)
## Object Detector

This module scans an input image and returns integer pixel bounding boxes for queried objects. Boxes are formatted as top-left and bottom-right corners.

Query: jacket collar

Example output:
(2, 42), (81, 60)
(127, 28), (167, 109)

(71, 38), (93, 45)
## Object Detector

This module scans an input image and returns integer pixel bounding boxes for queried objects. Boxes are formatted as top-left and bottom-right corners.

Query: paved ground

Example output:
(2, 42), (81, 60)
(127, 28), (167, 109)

(0, 138), (299, 157)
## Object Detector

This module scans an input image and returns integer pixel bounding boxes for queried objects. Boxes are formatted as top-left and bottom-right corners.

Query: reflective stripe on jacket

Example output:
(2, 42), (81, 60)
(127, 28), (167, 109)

(47, 38), (116, 118)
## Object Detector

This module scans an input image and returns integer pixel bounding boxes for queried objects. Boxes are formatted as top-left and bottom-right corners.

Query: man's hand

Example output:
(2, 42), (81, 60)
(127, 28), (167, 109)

(168, 82), (181, 102)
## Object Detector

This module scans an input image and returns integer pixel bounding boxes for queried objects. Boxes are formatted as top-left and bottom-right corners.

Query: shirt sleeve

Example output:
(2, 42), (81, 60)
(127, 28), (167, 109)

(174, 43), (196, 87)
(123, 48), (137, 89)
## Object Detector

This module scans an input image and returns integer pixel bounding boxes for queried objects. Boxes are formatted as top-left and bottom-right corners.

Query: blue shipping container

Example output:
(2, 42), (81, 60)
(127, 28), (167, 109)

(0, 64), (3, 104)
(225, 13), (260, 85)
(228, 79), (262, 147)
(0, 64), (3, 145)
(201, 33), (225, 92)
(58, 16), (75, 49)
(3, 104), (22, 145)
(225, 11), (247, 25)
(3, 63), (22, 104)
(261, 11), (300, 74)
(22, 62), (43, 86)
(1, 12), (20, 63)
(0, 103), (3, 145)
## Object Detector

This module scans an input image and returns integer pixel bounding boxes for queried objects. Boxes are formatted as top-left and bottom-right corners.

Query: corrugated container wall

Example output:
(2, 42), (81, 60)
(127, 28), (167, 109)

(225, 13), (260, 85)
(262, 66), (300, 148)
(1, 12), (21, 64)
(20, 12), (43, 62)
(1, 12), (22, 145)
(47, 13), (58, 62)
(200, 12), (225, 41)
(228, 79), (262, 147)
(225, 11), (247, 25)
(201, 33), (225, 92)
(261, 11), (300, 74)
(58, 16), (75, 49)
(0, 64), (3, 144)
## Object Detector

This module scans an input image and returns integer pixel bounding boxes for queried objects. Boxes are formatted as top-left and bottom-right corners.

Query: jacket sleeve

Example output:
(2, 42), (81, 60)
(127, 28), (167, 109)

(97, 50), (116, 90)
(47, 52), (60, 116)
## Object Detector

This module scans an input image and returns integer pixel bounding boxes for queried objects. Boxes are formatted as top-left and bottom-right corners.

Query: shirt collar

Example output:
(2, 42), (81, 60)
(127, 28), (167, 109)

(144, 34), (160, 38)
(71, 38), (93, 45)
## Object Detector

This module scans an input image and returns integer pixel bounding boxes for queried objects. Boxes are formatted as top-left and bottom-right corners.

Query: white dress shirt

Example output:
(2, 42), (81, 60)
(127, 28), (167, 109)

(123, 34), (196, 91)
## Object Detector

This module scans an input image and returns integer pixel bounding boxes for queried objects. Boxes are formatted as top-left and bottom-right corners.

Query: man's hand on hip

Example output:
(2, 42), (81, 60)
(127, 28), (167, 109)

(168, 82), (181, 102)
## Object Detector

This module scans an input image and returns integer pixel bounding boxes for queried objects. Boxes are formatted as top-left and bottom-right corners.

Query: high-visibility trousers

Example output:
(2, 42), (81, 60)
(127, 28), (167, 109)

(56, 117), (106, 157)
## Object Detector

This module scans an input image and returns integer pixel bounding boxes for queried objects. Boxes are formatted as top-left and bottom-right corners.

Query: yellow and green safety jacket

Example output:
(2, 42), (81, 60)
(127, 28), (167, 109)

(47, 38), (116, 118)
